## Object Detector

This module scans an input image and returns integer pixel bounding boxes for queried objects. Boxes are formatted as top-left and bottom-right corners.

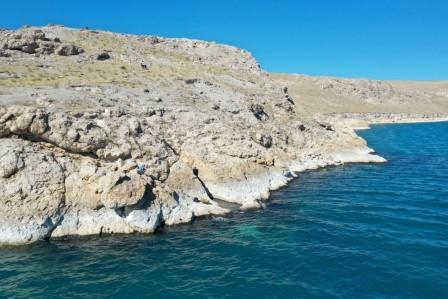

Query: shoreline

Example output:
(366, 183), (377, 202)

(51, 117), (446, 239)
(1, 116), (446, 247)
(0, 145), (385, 247)
(0, 146), (386, 247)
(335, 114), (448, 130)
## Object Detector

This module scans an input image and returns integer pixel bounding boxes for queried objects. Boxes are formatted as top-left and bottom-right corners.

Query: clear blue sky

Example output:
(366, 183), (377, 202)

(1, 0), (447, 80)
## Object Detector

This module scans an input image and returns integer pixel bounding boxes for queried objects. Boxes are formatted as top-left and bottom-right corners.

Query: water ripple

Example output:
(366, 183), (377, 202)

(1, 122), (448, 298)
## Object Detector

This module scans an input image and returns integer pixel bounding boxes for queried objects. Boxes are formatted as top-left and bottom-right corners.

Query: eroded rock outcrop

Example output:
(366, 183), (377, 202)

(0, 28), (83, 56)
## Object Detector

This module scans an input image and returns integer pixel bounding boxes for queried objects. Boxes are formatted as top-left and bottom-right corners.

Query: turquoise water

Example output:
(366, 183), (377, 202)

(1, 122), (448, 298)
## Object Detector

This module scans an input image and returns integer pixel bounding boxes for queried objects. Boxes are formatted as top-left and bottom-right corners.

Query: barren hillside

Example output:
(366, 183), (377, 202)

(272, 73), (448, 115)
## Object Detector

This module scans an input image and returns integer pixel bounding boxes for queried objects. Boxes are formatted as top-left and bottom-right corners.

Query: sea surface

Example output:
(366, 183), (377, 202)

(1, 122), (447, 298)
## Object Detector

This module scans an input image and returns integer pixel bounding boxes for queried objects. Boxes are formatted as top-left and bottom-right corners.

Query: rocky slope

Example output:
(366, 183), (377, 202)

(272, 74), (448, 129)
(1, 26), (442, 245)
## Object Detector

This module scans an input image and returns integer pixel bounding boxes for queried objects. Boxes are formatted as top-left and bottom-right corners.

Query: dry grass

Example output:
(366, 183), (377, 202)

(0, 28), (266, 98)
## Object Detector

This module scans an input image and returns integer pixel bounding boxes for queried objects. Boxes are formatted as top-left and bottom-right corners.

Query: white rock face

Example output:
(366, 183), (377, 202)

(0, 138), (65, 244)
(1, 26), (434, 246)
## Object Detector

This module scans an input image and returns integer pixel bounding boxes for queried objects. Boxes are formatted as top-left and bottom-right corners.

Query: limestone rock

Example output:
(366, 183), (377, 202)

(0, 139), (65, 244)
(0, 29), (58, 54)
(99, 173), (147, 209)
(0, 28), (84, 57)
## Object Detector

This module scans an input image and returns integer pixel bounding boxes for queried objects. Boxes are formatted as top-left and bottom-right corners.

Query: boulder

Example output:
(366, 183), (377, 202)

(255, 133), (273, 148)
(96, 52), (111, 61)
(0, 49), (10, 57)
(249, 104), (269, 121)
(56, 44), (84, 56)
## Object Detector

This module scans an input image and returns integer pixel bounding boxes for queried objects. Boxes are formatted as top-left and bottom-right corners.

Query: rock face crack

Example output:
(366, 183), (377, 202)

(9, 133), (101, 159)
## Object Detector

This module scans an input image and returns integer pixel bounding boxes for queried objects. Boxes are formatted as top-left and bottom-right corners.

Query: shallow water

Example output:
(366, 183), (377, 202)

(1, 122), (447, 298)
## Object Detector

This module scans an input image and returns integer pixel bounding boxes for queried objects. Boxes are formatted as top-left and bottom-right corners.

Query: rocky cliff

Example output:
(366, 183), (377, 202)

(3, 25), (439, 245)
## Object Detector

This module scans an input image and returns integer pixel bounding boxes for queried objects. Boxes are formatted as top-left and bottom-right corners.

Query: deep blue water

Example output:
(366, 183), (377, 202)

(1, 122), (448, 298)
